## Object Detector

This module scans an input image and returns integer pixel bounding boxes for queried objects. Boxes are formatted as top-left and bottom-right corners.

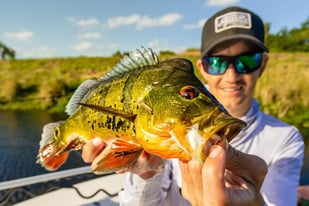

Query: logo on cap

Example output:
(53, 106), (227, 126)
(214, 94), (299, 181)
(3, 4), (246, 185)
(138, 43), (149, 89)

(215, 11), (252, 33)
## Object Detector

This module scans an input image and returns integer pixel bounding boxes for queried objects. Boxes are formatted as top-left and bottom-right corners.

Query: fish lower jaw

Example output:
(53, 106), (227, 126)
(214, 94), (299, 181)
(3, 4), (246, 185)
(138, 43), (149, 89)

(185, 124), (208, 163)
(185, 124), (230, 164)
(37, 143), (69, 171)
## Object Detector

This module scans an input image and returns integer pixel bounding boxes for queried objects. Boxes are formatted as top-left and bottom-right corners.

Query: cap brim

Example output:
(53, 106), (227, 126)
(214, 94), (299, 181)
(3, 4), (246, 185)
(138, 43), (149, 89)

(201, 34), (269, 57)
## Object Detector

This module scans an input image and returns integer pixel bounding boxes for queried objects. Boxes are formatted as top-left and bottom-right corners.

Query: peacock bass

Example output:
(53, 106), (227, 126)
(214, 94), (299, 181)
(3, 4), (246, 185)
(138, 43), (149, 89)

(37, 47), (246, 173)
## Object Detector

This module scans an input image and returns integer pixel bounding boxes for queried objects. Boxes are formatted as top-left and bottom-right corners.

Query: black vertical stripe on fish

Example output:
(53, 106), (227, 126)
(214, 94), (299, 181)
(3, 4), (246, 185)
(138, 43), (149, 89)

(122, 66), (149, 112)
(97, 82), (111, 106)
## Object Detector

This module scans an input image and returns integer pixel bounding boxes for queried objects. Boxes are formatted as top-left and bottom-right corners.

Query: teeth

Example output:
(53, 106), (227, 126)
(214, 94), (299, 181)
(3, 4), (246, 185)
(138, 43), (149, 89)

(222, 87), (241, 92)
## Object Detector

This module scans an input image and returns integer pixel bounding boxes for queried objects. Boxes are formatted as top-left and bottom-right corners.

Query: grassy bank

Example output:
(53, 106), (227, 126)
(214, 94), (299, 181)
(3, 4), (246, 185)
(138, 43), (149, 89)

(0, 51), (308, 139)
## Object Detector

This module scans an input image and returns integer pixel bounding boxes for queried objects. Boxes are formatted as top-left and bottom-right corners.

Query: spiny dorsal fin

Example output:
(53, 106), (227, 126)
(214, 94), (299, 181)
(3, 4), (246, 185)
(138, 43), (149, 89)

(66, 47), (158, 115)
(100, 47), (159, 81)
(65, 79), (98, 115)
(78, 102), (137, 122)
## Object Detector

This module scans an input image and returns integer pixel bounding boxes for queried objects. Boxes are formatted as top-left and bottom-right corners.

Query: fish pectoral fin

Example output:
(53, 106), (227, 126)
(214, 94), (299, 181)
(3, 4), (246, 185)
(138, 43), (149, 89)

(92, 138), (143, 174)
(78, 102), (137, 122)
(138, 100), (153, 115)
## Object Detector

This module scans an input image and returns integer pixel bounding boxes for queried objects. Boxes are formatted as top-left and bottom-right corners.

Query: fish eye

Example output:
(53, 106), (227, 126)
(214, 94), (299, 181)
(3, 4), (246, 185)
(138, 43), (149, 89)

(54, 127), (60, 138)
(180, 86), (199, 100)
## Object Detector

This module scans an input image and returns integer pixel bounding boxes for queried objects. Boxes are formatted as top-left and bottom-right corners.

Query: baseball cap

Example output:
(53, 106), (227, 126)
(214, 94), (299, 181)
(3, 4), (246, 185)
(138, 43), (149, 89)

(201, 6), (269, 57)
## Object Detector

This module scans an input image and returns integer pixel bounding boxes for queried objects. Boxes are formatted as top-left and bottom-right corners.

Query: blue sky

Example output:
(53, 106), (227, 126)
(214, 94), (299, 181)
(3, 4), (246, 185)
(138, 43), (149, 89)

(1, 0), (308, 59)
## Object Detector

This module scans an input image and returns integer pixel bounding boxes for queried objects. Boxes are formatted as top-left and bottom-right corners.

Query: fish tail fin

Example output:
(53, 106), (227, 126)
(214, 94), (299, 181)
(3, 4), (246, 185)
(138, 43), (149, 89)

(37, 121), (69, 171)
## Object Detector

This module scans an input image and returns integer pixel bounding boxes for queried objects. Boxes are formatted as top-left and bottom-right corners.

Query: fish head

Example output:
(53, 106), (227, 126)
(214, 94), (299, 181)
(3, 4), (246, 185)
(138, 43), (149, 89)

(134, 58), (246, 163)
(37, 121), (85, 171)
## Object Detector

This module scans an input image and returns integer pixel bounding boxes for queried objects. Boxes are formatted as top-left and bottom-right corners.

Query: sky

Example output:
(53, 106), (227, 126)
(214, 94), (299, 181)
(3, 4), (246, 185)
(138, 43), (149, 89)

(1, 0), (308, 59)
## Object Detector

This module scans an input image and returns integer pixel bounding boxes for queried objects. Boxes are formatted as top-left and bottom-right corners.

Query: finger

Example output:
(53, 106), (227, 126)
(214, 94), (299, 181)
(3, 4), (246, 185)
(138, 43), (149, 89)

(178, 160), (193, 200)
(202, 134), (228, 158)
(202, 145), (227, 204)
(298, 186), (309, 199)
(226, 145), (268, 189)
(81, 137), (106, 163)
(179, 159), (204, 205)
(115, 168), (129, 174)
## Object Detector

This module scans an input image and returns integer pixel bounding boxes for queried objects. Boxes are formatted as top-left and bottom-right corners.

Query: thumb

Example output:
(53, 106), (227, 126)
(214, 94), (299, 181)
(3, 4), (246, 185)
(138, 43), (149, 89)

(202, 145), (226, 203)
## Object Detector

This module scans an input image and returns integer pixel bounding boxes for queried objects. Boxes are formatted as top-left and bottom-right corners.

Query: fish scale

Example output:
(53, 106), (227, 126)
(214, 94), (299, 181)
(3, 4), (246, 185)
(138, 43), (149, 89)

(37, 47), (246, 173)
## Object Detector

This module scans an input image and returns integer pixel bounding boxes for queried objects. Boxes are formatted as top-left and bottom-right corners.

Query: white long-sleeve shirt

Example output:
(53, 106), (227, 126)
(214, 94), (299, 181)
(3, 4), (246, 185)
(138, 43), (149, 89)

(119, 98), (305, 206)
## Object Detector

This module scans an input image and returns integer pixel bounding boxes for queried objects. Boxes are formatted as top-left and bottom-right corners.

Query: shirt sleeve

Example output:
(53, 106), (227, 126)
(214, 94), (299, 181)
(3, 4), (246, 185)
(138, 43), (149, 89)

(118, 160), (191, 206)
(261, 130), (305, 206)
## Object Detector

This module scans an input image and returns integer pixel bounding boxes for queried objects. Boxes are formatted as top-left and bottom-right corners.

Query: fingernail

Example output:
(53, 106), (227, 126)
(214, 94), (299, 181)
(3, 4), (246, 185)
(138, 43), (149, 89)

(209, 145), (221, 158)
(92, 137), (102, 146)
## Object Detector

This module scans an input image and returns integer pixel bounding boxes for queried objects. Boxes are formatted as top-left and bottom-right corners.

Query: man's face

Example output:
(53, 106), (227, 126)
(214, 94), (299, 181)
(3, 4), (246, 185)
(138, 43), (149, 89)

(197, 40), (268, 117)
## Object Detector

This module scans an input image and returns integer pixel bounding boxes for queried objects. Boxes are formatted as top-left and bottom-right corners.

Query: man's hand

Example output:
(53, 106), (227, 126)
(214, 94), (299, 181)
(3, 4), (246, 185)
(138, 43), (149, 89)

(82, 138), (165, 179)
(179, 144), (267, 206)
(298, 185), (309, 203)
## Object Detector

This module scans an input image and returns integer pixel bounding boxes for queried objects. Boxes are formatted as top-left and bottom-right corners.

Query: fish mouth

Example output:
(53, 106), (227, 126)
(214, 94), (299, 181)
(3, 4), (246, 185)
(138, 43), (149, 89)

(213, 118), (246, 142)
(199, 109), (247, 141)
(186, 110), (246, 163)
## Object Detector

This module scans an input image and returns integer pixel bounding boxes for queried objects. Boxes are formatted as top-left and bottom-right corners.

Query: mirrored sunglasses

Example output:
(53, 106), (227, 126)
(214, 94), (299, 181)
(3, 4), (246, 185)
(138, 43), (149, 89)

(202, 53), (263, 75)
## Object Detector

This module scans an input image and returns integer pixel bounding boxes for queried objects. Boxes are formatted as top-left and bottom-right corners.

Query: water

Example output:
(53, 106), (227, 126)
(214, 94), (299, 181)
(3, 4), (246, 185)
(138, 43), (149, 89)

(0, 110), (308, 204)
(0, 110), (89, 181)
(0, 110), (100, 205)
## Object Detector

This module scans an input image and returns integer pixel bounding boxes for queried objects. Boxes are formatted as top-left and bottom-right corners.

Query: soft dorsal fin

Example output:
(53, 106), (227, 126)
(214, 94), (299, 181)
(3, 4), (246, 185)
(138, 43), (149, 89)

(65, 79), (98, 115)
(100, 47), (159, 81)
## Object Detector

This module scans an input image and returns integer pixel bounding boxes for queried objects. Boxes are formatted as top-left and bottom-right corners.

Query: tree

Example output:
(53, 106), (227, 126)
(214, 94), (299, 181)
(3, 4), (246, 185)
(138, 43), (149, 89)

(264, 22), (271, 46)
(0, 41), (15, 60)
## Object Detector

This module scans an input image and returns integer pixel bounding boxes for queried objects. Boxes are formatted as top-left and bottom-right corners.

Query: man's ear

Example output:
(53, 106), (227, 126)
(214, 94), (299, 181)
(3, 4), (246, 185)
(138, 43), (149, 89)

(196, 59), (209, 82)
(196, 59), (204, 72)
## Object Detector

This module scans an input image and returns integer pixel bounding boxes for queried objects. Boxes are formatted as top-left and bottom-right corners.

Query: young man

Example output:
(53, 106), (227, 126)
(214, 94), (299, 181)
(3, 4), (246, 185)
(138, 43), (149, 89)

(82, 6), (304, 205)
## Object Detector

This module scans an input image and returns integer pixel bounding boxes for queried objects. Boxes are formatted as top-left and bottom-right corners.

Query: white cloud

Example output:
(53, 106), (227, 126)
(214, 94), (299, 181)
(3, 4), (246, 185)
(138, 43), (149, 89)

(147, 38), (187, 54)
(206, 0), (241, 6)
(184, 19), (207, 29)
(68, 17), (100, 27)
(137, 13), (182, 30)
(4, 31), (33, 41)
(107, 13), (182, 30)
(77, 18), (99, 27)
(72, 42), (101, 51)
(107, 14), (141, 28)
(106, 43), (120, 50)
(78, 32), (101, 40)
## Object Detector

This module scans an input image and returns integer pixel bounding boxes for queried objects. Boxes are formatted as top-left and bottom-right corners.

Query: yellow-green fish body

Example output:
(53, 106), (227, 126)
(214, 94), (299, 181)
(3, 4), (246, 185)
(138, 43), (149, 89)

(37, 47), (246, 173)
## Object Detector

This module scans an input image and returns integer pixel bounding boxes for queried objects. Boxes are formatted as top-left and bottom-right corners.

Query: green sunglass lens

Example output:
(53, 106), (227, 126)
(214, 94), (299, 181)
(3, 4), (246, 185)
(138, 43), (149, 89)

(238, 53), (262, 72)
(208, 57), (227, 74)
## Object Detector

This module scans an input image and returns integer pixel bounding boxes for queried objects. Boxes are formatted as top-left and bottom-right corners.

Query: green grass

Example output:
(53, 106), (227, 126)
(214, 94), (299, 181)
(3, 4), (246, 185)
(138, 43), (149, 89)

(0, 51), (308, 139)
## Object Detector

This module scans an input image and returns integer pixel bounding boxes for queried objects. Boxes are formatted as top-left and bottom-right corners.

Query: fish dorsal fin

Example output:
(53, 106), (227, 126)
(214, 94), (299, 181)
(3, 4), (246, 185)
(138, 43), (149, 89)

(78, 102), (137, 122)
(65, 79), (98, 115)
(66, 47), (158, 115)
(100, 47), (159, 81)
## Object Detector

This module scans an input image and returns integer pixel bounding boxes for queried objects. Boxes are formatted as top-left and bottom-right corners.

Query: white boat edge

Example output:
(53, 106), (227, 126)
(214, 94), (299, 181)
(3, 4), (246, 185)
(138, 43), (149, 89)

(14, 173), (126, 206)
